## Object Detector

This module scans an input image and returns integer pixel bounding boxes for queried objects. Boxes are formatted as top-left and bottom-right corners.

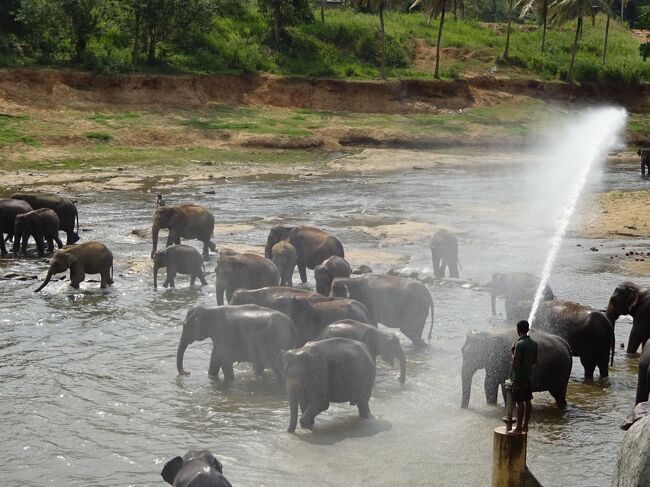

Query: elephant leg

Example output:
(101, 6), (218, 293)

(35, 237), (45, 257)
(198, 270), (208, 286)
(167, 265), (177, 288)
(21, 234), (29, 255)
(357, 400), (371, 419)
(550, 383), (568, 408)
(225, 287), (234, 304)
(0, 233), (5, 256)
(222, 362), (235, 383)
(298, 264), (307, 284)
(46, 237), (54, 252)
(448, 260), (459, 278)
(100, 268), (112, 289)
(190, 273), (196, 286)
(208, 347), (221, 378)
(299, 404), (319, 429)
(484, 370), (500, 405)
(54, 235), (63, 249)
(299, 399), (308, 414)
(202, 241), (210, 260)
(70, 271), (85, 289)
(597, 354), (609, 379)
(580, 356), (596, 380)
(216, 284), (225, 306)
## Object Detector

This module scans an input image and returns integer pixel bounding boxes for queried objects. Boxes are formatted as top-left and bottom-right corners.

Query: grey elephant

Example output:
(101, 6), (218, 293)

(315, 255), (351, 296)
(606, 281), (650, 353)
(0, 198), (32, 256)
(161, 450), (232, 487)
(231, 286), (317, 313)
(13, 208), (63, 257)
(634, 344), (650, 405)
(11, 193), (79, 245)
(153, 244), (208, 289)
(271, 240), (298, 287)
(151, 204), (216, 260)
(489, 272), (554, 321)
(282, 337), (375, 432)
(319, 319), (406, 383)
(215, 252), (280, 305)
(330, 274), (434, 345)
(639, 148), (650, 176)
(461, 328), (571, 409)
(430, 229), (459, 278)
(176, 304), (295, 382)
(35, 241), (114, 291)
(264, 225), (344, 284)
(533, 299), (614, 379)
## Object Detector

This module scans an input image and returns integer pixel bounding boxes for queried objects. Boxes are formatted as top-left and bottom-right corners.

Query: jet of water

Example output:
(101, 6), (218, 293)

(528, 107), (628, 325)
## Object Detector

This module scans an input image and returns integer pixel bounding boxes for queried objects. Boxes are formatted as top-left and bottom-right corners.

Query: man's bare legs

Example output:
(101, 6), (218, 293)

(508, 400), (531, 434)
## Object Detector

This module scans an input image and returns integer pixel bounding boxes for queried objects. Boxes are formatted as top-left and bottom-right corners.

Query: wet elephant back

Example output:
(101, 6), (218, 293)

(317, 340), (374, 403)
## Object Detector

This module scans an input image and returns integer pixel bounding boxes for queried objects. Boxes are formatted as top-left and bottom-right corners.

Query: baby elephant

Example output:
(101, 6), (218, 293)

(161, 450), (232, 487)
(271, 240), (298, 287)
(35, 241), (113, 291)
(319, 320), (406, 384)
(13, 208), (63, 257)
(153, 244), (208, 289)
(315, 255), (351, 295)
(282, 337), (376, 432)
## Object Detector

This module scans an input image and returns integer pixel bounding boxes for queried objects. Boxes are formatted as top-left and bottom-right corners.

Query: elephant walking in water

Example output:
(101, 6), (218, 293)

(489, 272), (554, 321)
(0, 198), (32, 256)
(151, 204), (216, 260)
(11, 193), (79, 245)
(271, 241), (298, 287)
(430, 229), (459, 278)
(314, 255), (351, 295)
(13, 209), (63, 257)
(639, 149), (650, 176)
(282, 337), (375, 432)
(607, 281), (650, 353)
(215, 252), (280, 305)
(153, 244), (207, 289)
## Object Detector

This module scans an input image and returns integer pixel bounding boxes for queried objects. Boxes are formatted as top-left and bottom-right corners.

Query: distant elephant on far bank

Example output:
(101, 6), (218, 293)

(271, 240), (298, 287)
(161, 450), (232, 487)
(215, 252), (280, 305)
(430, 229), (459, 278)
(13, 208), (63, 257)
(0, 198), (32, 256)
(315, 255), (351, 295)
(283, 338), (375, 432)
(264, 225), (344, 284)
(153, 244), (207, 289)
(461, 328), (571, 409)
(639, 149), (650, 176)
(35, 241), (114, 291)
(607, 281), (650, 354)
(11, 193), (79, 245)
(151, 204), (216, 260)
(489, 272), (554, 321)
(319, 320), (406, 383)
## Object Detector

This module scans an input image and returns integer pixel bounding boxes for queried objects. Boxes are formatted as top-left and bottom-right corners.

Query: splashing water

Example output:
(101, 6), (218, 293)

(528, 107), (628, 325)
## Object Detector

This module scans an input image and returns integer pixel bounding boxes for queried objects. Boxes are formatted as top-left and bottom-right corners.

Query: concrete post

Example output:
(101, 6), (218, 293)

(492, 426), (527, 487)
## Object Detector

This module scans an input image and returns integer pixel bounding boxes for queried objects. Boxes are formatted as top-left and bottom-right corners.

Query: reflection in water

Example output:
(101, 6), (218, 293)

(0, 157), (644, 486)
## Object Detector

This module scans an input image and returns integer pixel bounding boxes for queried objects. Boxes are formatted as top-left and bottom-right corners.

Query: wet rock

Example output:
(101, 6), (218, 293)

(131, 228), (152, 239)
(613, 410), (650, 486)
(352, 265), (373, 275)
(2, 272), (38, 281)
(621, 401), (650, 431)
(590, 247), (599, 252)
(203, 190), (216, 195)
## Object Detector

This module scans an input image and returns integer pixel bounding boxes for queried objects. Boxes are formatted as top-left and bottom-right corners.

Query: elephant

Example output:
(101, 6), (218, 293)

(34, 241), (114, 291)
(0, 198), (33, 256)
(271, 241), (298, 287)
(153, 244), (207, 289)
(13, 208), (63, 257)
(460, 328), (571, 409)
(230, 286), (318, 312)
(532, 299), (614, 379)
(606, 281), (650, 353)
(264, 225), (344, 284)
(151, 205), (216, 260)
(318, 319), (406, 384)
(639, 149), (650, 176)
(330, 274), (434, 346)
(489, 272), (554, 321)
(176, 304), (295, 382)
(161, 450), (232, 487)
(11, 193), (79, 245)
(215, 252), (280, 305)
(282, 337), (375, 432)
(635, 344), (650, 405)
(430, 229), (459, 278)
(314, 255), (351, 296)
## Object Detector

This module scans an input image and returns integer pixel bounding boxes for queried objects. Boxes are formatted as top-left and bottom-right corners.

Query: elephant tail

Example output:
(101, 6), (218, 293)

(427, 291), (435, 342)
(336, 238), (344, 259)
(75, 207), (79, 234)
(610, 318), (615, 367)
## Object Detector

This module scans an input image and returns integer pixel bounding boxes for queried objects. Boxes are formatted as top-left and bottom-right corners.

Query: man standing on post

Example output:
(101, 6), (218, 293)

(508, 320), (538, 435)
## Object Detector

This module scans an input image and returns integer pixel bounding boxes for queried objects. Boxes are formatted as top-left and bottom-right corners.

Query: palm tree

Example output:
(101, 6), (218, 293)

(548, 0), (608, 83)
(352, 0), (388, 79)
(410, 0), (453, 78)
(503, 0), (516, 59)
(518, 0), (550, 53)
(602, 0), (613, 63)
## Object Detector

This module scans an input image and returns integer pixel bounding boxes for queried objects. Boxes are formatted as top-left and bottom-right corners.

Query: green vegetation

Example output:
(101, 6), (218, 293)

(0, 114), (36, 145)
(83, 131), (113, 142)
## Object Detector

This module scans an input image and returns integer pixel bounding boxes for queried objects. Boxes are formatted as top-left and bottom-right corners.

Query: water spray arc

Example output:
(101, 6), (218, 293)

(527, 107), (628, 325)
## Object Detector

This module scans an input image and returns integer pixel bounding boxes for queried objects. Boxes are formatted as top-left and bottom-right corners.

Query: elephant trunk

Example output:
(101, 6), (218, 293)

(606, 299), (620, 327)
(153, 262), (159, 289)
(398, 347), (406, 385)
(176, 334), (190, 376)
(491, 290), (497, 316)
(461, 360), (477, 409)
(286, 379), (301, 432)
(151, 223), (161, 259)
(34, 269), (53, 292)
(627, 325), (645, 354)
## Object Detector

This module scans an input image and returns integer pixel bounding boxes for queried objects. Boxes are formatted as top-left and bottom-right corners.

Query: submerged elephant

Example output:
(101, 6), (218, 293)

(606, 281), (650, 353)
(215, 252), (280, 305)
(430, 229), (459, 278)
(314, 255), (351, 295)
(330, 274), (434, 345)
(489, 272), (554, 321)
(639, 149), (650, 176)
(151, 204), (216, 260)
(0, 198), (32, 256)
(264, 225), (344, 284)
(161, 450), (232, 487)
(153, 244), (207, 289)
(11, 193), (79, 245)
(176, 304), (295, 382)
(35, 241), (114, 291)
(13, 208), (63, 257)
(319, 320), (406, 383)
(282, 337), (375, 432)
(635, 344), (650, 405)
(271, 240), (298, 287)
(461, 328), (571, 409)
(533, 299), (614, 379)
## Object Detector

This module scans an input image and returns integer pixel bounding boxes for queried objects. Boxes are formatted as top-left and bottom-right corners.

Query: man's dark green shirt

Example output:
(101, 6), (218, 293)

(509, 335), (538, 384)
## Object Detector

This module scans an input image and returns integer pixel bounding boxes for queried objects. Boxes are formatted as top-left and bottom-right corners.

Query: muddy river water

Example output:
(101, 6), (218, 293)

(0, 154), (647, 486)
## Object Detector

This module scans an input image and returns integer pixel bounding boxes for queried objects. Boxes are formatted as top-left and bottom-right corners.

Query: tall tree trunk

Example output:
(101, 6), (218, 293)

(428, 8), (435, 24)
(453, 0), (458, 20)
(321, 0), (325, 22)
(567, 16), (581, 83)
(602, 13), (610, 63)
(379, 0), (386, 80)
(147, 27), (156, 64)
(503, 0), (514, 60)
(434, 5), (446, 79)
(491, 0), (497, 21)
(274, 0), (281, 47)
(132, 0), (141, 64)
(620, 0), (624, 21)
(540, 0), (547, 53)
(460, 0), (465, 19)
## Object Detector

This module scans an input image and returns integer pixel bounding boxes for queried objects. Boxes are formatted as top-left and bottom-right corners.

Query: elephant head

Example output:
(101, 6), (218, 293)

(282, 348), (327, 432)
(151, 207), (182, 258)
(264, 226), (292, 259)
(608, 282), (647, 353)
(152, 249), (169, 289)
(176, 307), (215, 376)
(460, 330), (498, 408)
(314, 264), (331, 295)
(376, 333), (406, 384)
(161, 450), (225, 486)
(34, 250), (78, 292)
(330, 278), (352, 298)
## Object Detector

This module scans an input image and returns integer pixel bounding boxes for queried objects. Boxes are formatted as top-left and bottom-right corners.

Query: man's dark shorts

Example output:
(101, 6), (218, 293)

(513, 382), (533, 402)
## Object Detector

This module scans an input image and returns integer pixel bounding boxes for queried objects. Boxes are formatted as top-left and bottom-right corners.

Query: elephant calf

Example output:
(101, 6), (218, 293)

(282, 337), (375, 432)
(215, 252), (280, 305)
(430, 228), (459, 278)
(271, 241), (298, 287)
(0, 198), (33, 256)
(315, 255), (351, 296)
(13, 208), (63, 257)
(161, 450), (232, 487)
(319, 320), (406, 383)
(489, 272), (554, 322)
(177, 304), (295, 382)
(153, 244), (208, 289)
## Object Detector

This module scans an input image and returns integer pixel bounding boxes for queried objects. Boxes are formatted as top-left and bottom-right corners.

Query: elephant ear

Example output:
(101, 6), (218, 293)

(161, 456), (184, 485)
(361, 328), (379, 357)
(66, 253), (78, 266)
